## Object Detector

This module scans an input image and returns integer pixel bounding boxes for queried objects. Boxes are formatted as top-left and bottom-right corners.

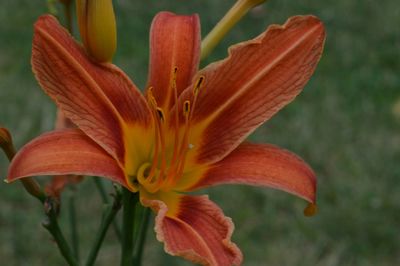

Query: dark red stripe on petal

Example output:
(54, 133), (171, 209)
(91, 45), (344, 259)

(7, 129), (128, 188)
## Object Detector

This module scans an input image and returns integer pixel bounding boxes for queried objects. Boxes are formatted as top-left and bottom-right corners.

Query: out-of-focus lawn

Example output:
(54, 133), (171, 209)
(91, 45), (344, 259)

(1, 0), (399, 265)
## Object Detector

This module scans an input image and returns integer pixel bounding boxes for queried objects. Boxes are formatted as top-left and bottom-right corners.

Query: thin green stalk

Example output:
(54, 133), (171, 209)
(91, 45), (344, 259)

(201, 0), (268, 59)
(68, 190), (79, 261)
(94, 177), (109, 202)
(42, 198), (78, 266)
(120, 189), (138, 266)
(2, 128), (75, 264)
(85, 192), (122, 266)
(94, 177), (122, 241)
(133, 207), (151, 266)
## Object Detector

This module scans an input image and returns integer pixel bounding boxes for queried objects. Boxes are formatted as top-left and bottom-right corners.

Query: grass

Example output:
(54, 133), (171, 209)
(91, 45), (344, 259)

(1, 0), (400, 265)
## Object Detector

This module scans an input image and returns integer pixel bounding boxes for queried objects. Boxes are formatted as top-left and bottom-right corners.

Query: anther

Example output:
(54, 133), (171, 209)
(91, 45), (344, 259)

(156, 108), (165, 122)
(183, 101), (191, 116)
(193, 75), (205, 96)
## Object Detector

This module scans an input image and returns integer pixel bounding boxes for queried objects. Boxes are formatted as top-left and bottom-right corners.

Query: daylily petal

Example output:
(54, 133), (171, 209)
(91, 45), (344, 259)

(147, 11), (200, 111)
(32, 15), (152, 165)
(55, 110), (75, 129)
(48, 110), (81, 198)
(180, 142), (316, 203)
(179, 15), (325, 166)
(7, 129), (127, 187)
(45, 175), (83, 198)
(141, 192), (242, 266)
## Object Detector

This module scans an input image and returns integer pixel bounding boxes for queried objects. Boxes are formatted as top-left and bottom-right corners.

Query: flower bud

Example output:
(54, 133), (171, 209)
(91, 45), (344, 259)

(76, 0), (117, 62)
(1, 127), (46, 202)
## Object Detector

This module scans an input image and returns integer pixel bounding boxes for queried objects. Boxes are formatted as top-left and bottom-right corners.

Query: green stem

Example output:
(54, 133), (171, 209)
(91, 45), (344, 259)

(94, 177), (109, 202)
(20, 177), (47, 203)
(133, 207), (151, 266)
(68, 190), (79, 261)
(42, 198), (78, 266)
(120, 189), (138, 266)
(94, 177), (122, 241)
(201, 0), (267, 60)
(2, 128), (75, 264)
(85, 191), (122, 266)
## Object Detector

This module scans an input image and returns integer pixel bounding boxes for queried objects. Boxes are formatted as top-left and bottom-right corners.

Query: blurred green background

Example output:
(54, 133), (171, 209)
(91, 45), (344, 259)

(1, 0), (399, 265)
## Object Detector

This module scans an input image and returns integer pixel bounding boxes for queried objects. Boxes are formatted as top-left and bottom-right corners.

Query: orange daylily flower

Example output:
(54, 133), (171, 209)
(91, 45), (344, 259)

(7, 12), (325, 265)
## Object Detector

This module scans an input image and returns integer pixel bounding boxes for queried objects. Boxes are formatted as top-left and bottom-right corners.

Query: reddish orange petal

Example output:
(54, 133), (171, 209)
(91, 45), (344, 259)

(142, 193), (242, 266)
(184, 143), (316, 203)
(48, 109), (80, 198)
(45, 175), (83, 199)
(147, 11), (200, 111)
(55, 110), (75, 130)
(179, 15), (325, 165)
(32, 15), (152, 164)
(7, 129), (127, 187)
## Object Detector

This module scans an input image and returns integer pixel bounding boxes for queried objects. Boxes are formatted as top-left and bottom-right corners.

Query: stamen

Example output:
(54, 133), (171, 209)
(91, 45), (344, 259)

(144, 74), (206, 192)
(163, 76), (206, 190)
(156, 107), (165, 122)
(165, 67), (181, 182)
(183, 100), (191, 115)
(189, 75), (205, 123)
(193, 75), (205, 97)
(155, 108), (167, 182)
(147, 87), (158, 108)
(145, 110), (160, 183)
(165, 101), (191, 189)
(137, 162), (162, 194)
(136, 162), (152, 184)
(143, 87), (166, 192)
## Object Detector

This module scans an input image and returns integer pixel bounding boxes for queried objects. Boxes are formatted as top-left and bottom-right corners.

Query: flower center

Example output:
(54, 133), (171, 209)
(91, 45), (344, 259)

(137, 68), (204, 194)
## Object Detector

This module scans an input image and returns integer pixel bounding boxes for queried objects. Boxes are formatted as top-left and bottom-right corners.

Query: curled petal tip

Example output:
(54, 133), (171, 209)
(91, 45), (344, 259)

(304, 203), (318, 217)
